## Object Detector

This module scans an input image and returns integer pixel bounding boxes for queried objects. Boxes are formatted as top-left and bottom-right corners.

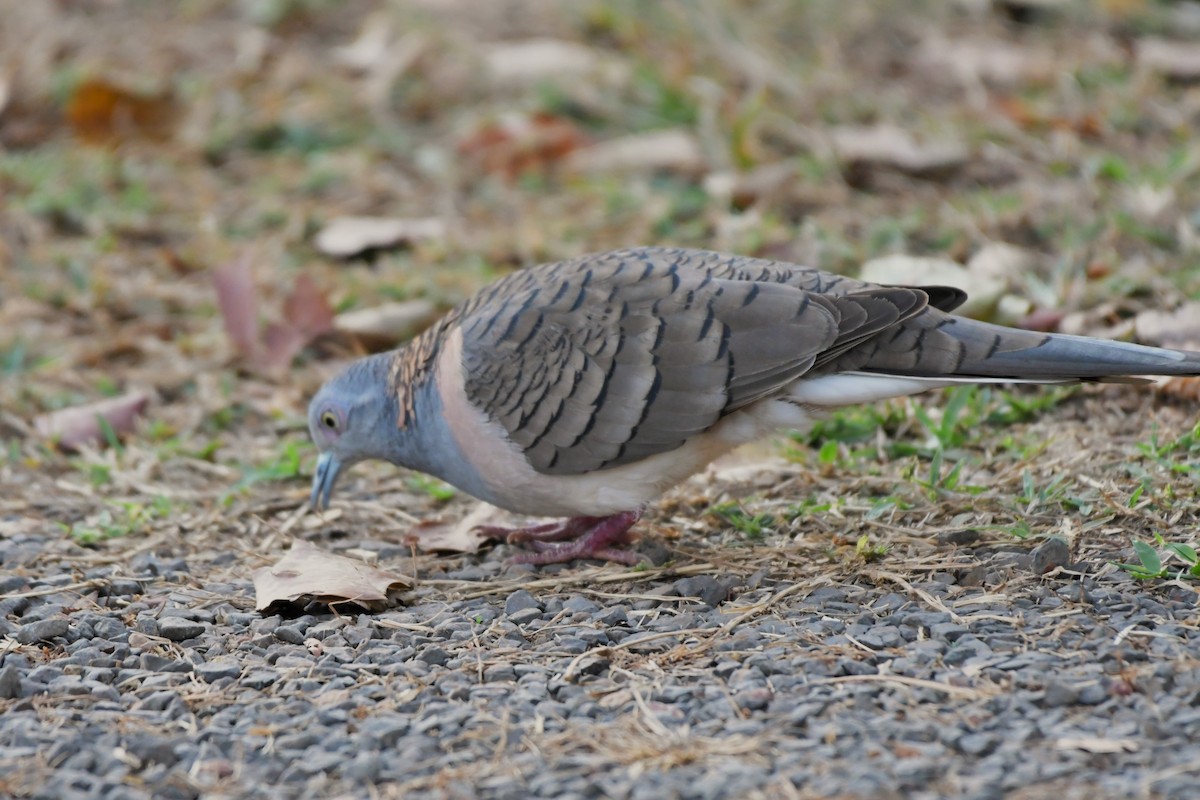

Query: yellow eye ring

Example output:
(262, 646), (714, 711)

(321, 411), (338, 429)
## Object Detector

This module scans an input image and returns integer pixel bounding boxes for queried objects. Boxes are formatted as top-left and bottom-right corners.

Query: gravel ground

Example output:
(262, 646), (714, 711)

(4, 1), (1200, 798)
(3, 490), (1199, 800)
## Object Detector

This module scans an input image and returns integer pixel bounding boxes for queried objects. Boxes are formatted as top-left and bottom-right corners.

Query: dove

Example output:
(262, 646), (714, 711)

(308, 247), (1200, 565)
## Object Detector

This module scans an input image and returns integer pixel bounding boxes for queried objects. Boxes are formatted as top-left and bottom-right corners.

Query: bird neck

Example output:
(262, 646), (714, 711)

(390, 317), (455, 430)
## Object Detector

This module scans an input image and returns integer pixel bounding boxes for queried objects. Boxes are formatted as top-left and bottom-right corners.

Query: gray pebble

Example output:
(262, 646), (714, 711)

(0, 664), (24, 699)
(505, 590), (541, 616)
(196, 660), (242, 683)
(1031, 536), (1071, 574)
(508, 607), (542, 626)
(672, 576), (732, 608)
(1042, 680), (1079, 707)
(417, 646), (450, 666)
(16, 618), (69, 644)
(158, 617), (206, 642)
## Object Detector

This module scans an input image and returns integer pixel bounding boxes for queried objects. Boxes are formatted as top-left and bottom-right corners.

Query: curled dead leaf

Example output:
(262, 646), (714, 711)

(1137, 38), (1200, 83)
(482, 39), (629, 87)
(916, 37), (1056, 87)
(213, 253), (260, 356)
(282, 274), (335, 339)
(212, 254), (335, 375)
(334, 300), (439, 348)
(1134, 302), (1200, 351)
(253, 540), (412, 613)
(314, 216), (447, 258)
(563, 129), (705, 176)
(66, 78), (177, 144)
(403, 503), (513, 553)
(1156, 377), (1200, 401)
(457, 112), (589, 178)
(832, 125), (967, 182)
(35, 391), (149, 452)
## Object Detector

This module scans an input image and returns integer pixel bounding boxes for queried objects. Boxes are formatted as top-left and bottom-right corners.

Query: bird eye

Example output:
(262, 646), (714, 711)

(321, 411), (338, 430)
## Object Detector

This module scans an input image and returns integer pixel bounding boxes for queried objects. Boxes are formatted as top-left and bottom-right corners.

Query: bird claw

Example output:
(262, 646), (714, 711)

(485, 510), (644, 565)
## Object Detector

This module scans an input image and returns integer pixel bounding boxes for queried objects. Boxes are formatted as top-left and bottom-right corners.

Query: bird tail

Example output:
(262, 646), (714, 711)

(861, 311), (1200, 382)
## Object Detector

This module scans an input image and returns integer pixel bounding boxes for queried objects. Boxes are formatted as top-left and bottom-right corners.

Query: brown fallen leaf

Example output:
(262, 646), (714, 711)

(34, 391), (149, 452)
(213, 253), (260, 356)
(1157, 376), (1200, 401)
(334, 299), (439, 349)
(403, 503), (513, 553)
(1054, 737), (1138, 755)
(916, 37), (1056, 87)
(832, 125), (967, 183)
(282, 274), (335, 339)
(457, 112), (589, 179)
(212, 254), (335, 375)
(1138, 38), (1200, 83)
(1134, 302), (1200, 351)
(1017, 308), (1065, 333)
(563, 129), (705, 176)
(253, 540), (412, 613)
(482, 39), (628, 87)
(66, 77), (177, 145)
(313, 216), (447, 258)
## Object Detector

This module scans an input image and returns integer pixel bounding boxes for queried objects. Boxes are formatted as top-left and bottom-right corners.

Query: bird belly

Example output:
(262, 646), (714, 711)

(439, 350), (814, 516)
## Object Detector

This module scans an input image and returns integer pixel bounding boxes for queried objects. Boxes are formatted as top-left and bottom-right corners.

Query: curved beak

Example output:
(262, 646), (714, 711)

(310, 452), (342, 510)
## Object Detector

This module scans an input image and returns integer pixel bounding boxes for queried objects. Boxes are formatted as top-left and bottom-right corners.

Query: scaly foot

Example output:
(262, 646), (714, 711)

(477, 510), (643, 565)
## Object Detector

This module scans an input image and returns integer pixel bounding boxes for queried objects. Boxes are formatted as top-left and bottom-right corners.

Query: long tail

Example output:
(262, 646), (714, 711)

(863, 310), (1200, 381)
(789, 306), (1200, 407)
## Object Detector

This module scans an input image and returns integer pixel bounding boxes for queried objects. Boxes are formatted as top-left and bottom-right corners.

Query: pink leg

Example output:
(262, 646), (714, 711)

(476, 516), (600, 544)
(478, 510), (644, 565)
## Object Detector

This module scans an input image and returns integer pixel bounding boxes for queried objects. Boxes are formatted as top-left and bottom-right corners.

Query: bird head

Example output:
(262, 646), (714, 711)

(307, 354), (397, 510)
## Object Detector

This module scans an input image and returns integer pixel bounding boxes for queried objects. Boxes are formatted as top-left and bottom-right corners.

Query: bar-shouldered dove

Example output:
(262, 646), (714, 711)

(309, 247), (1200, 564)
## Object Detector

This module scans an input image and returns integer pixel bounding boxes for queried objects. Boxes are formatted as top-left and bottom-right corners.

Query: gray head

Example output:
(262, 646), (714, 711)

(308, 354), (400, 510)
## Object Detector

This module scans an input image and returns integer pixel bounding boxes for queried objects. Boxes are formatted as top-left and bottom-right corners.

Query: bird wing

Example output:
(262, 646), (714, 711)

(457, 248), (931, 475)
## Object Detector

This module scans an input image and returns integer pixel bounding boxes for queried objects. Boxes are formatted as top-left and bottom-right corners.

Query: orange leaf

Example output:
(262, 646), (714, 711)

(457, 112), (588, 178)
(66, 78), (177, 145)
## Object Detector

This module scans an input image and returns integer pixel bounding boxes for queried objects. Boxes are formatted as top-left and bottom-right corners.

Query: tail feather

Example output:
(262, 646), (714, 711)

(858, 311), (1200, 382)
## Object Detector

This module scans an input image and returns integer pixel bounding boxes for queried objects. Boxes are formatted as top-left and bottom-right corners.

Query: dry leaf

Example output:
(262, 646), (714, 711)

(832, 125), (967, 181)
(212, 255), (335, 375)
(1137, 38), (1200, 83)
(66, 78), (177, 144)
(314, 216), (447, 258)
(917, 37), (1055, 87)
(282, 274), (335, 339)
(259, 323), (308, 375)
(563, 129), (705, 176)
(253, 540), (412, 613)
(457, 112), (589, 178)
(1058, 301), (1136, 340)
(1157, 376), (1200, 401)
(334, 300), (439, 348)
(403, 503), (512, 553)
(860, 255), (1003, 320)
(213, 254), (260, 356)
(35, 391), (149, 452)
(703, 162), (799, 208)
(1134, 302), (1200, 351)
(482, 39), (627, 87)
(1054, 737), (1138, 754)
(1016, 307), (1064, 333)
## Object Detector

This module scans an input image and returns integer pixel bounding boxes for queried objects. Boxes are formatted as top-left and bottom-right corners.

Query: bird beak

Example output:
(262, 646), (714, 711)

(310, 452), (342, 510)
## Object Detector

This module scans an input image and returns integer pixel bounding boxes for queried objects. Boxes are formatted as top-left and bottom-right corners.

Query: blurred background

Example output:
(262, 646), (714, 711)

(2, 0), (1199, 485)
